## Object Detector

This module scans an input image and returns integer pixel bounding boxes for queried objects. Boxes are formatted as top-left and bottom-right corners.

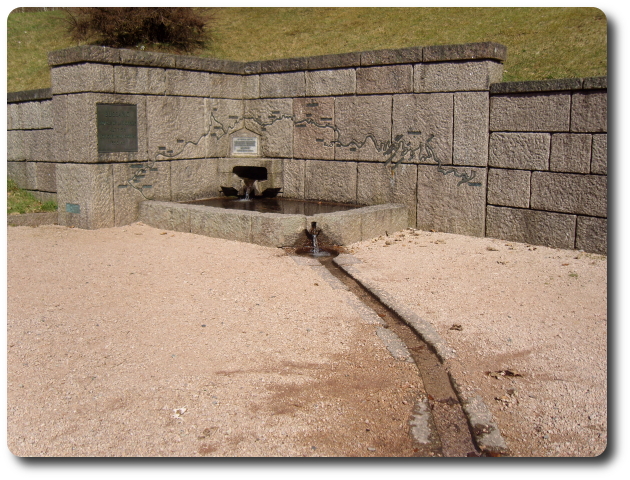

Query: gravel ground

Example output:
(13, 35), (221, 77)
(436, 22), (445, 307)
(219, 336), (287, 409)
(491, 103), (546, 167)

(347, 228), (607, 457)
(7, 223), (427, 457)
(6, 223), (607, 457)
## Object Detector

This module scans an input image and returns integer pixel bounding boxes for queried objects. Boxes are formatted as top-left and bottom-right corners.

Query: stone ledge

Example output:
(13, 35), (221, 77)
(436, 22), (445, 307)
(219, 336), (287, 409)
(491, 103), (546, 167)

(7, 88), (52, 104)
(490, 76), (607, 94)
(422, 42), (507, 63)
(7, 212), (58, 227)
(46, 42), (508, 75)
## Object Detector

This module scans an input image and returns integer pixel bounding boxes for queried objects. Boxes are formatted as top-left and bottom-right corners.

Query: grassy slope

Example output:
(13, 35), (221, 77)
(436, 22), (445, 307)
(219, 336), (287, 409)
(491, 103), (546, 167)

(7, 7), (607, 92)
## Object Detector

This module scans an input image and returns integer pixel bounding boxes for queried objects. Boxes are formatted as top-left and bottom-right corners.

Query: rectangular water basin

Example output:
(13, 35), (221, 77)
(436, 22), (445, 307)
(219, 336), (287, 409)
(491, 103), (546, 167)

(138, 199), (408, 248)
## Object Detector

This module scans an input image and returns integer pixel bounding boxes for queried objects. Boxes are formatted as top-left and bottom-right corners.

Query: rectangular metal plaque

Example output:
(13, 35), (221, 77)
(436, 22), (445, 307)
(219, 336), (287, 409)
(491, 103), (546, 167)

(97, 104), (138, 153)
(65, 203), (80, 214)
(231, 136), (258, 156)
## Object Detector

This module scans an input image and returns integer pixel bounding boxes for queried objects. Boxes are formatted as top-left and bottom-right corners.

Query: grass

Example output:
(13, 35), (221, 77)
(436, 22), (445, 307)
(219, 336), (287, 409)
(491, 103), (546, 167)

(7, 179), (57, 215)
(7, 7), (607, 92)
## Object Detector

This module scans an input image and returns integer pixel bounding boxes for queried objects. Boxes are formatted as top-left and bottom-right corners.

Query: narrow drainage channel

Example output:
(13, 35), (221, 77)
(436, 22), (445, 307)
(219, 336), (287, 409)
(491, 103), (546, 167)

(316, 255), (482, 457)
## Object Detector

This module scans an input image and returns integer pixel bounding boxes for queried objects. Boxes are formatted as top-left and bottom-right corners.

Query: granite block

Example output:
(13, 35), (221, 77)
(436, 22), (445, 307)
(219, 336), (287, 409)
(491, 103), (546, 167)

(293, 97), (335, 160)
(305, 69), (356, 96)
(486, 205), (576, 250)
(531, 172), (607, 217)
(356, 65), (413, 94)
(454, 92), (489, 166)
(550, 133), (592, 173)
(489, 133), (550, 170)
(571, 91), (607, 133)
(490, 92), (571, 132)
(487, 168), (530, 208)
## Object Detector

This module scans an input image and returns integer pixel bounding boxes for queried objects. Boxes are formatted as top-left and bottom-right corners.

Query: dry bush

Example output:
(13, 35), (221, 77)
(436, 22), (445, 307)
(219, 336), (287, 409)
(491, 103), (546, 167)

(63, 7), (210, 52)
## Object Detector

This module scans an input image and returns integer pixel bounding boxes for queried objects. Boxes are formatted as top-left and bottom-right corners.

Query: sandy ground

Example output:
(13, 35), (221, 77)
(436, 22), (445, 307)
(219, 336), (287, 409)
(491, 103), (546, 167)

(6, 223), (606, 457)
(348, 229), (607, 457)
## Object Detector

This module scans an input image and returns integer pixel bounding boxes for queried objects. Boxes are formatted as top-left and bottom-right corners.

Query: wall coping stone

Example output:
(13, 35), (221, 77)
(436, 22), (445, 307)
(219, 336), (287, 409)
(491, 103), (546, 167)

(47, 42), (507, 75)
(7, 88), (52, 103)
(490, 76), (607, 94)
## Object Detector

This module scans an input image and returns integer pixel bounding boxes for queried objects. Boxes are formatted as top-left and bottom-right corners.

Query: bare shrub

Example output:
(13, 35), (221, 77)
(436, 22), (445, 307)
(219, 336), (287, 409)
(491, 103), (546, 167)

(63, 7), (211, 52)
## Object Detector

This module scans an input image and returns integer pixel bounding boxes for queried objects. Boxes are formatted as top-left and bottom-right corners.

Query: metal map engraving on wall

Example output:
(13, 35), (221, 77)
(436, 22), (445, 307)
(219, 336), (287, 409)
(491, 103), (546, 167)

(122, 106), (480, 198)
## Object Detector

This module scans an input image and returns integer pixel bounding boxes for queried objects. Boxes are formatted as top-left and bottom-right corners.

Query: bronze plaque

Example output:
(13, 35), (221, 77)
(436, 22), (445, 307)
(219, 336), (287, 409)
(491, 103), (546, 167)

(97, 104), (138, 153)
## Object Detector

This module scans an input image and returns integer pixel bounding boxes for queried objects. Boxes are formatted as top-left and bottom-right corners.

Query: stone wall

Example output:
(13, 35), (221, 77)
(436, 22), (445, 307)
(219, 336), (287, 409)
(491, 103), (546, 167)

(486, 78), (607, 253)
(6, 43), (607, 253)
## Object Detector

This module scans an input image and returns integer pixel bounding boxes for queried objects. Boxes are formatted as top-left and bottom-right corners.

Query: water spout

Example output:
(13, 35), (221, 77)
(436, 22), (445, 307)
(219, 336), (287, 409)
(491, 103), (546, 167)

(308, 221), (329, 257)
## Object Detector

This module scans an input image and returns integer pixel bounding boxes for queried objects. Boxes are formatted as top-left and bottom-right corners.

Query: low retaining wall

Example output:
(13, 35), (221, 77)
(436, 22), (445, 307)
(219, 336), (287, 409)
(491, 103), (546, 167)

(138, 200), (408, 247)
(7, 42), (607, 253)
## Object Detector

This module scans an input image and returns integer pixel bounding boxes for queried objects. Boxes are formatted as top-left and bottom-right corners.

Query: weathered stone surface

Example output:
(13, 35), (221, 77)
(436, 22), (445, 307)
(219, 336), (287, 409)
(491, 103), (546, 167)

(260, 57), (308, 73)
(307, 210), (362, 246)
(305, 69), (356, 96)
(207, 73), (248, 99)
(206, 98), (245, 158)
(174, 55), (242, 74)
(7, 162), (30, 189)
(7, 88), (52, 103)
(56, 163), (115, 229)
(165, 69), (210, 97)
(33, 162), (58, 192)
(138, 200), (191, 233)
(571, 91), (607, 132)
(576, 216), (607, 254)
(241, 75), (260, 99)
(360, 204), (409, 239)
(305, 160), (357, 204)
(335, 96), (392, 162)
(489, 133), (550, 170)
(119, 49), (176, 68)
(487, 168), (530, 208)
(591, 134), (607, 174)
(454, 92), (489, 166)
(7, 129), (54, 162)
(583, 77), (607, 89)
(8, 100), (52, 130)
(393, 94), (453, 165)
(293, 97), (335, 160)
(259, 72), (305, 98)
(416, 165), (487, 237)
(486, 205), (576, 250)
(361, 47), (423, 66)
(189, 206), (255, 243)
(7, 131), (23, 161)
(250, 213), (306, 247)
(490, 78), (582, 94)
(147, 96), (207, 160)
(308, 52), (361, 70)
(423, 42), (507, 62)
(48, 46), (120, 67)
(51, 64), (114, 94)
(550, 133), (592, 173)
(356, 65), (413, 94)
(490, 92), (571, 132)
(113, 161), (171, 226)
(170, 158), (220, 202)
(244, 99), (294, 158)
(7, 212), (58, 227)
(357, 163), (417, 226)
(282, 159), (305, 199)
(114, 66), (166, 95)
(53, 93), (149, 163)
(414, 61), (503, 92)
(531, 172), (607, 217)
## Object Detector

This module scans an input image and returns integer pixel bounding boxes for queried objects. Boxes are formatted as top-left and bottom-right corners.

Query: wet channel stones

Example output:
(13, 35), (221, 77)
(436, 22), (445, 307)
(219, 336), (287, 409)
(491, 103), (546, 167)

(316, 254), (480, 457)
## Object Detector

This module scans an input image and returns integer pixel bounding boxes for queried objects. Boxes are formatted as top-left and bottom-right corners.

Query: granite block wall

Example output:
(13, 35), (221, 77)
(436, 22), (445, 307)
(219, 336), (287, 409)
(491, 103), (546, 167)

(487, 78), (607, 253)
(7, 43), (607, 253)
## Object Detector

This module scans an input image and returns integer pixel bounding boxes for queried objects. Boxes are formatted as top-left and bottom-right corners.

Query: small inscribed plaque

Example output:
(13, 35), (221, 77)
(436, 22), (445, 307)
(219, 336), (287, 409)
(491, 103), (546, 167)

(66, 203), (81, 214)
(97, 104), (138, 153)
(231, 136), (258, 156)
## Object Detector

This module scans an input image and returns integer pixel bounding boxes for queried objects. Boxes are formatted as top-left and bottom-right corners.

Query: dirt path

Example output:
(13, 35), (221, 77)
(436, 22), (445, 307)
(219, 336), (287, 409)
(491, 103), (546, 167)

(6, 223), (607, 457)
(7, 223), (429, 457)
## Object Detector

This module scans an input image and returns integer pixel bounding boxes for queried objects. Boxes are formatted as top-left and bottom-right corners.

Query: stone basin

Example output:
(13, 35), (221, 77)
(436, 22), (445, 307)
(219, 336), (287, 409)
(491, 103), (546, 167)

(138, 199), (408, 248)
